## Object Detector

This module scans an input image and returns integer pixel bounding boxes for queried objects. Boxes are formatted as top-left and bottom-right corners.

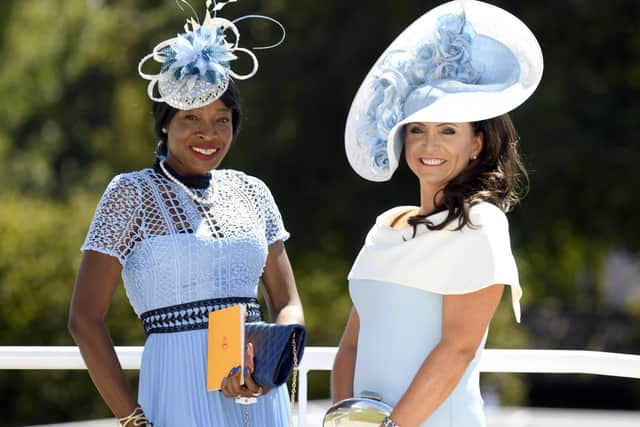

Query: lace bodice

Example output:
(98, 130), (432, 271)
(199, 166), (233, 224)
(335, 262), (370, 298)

(82, 168), (289, 316)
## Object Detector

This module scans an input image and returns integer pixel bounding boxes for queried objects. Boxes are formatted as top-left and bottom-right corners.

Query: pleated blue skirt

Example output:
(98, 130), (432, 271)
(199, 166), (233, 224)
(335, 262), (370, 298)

(138, 329), (291, 426)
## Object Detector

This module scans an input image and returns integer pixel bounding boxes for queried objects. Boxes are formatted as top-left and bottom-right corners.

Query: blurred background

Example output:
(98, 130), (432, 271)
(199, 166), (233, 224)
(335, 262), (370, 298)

(0, 0), (639, 425)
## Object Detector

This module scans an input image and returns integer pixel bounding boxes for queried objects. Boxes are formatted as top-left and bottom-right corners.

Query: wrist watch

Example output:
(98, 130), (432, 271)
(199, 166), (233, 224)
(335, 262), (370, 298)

(382, 416), (400, 427)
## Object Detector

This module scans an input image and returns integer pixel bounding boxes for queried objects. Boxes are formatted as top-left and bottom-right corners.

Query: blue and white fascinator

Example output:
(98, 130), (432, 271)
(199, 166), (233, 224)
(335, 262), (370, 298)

(138, 0), (284, 110)
(345, 0), (543, 182)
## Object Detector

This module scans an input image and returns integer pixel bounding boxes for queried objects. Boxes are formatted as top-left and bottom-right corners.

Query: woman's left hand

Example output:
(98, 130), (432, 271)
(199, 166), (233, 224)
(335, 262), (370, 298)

(220, 342), (270, 398)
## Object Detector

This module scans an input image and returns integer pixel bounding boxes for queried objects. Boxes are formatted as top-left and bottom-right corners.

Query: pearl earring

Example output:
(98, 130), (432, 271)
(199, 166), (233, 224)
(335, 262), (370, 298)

(471, 155), (478, 160)
(161, 127), (167, 134)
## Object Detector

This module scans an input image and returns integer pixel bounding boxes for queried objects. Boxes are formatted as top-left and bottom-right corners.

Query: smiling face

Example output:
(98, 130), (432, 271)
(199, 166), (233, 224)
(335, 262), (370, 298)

(164, 99), (233, 176)
(404, 121), (483, 192)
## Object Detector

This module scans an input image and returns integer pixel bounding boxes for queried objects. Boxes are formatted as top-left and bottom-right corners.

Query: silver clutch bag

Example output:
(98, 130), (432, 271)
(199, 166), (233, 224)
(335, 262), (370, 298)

(322, 391), (393, 426)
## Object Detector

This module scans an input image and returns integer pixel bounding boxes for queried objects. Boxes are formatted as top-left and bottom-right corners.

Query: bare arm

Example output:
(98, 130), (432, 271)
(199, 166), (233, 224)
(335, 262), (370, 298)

(222, 240), (304, 398)
(260, 240), (304, 325)
(331, 307), (360, 403)
(68, 251), (138, 419)
(387, 284), (505, 427)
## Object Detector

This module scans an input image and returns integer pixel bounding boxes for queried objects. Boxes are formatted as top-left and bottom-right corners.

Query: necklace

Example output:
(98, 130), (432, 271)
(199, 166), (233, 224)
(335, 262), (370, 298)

(159, 159), (216, 205)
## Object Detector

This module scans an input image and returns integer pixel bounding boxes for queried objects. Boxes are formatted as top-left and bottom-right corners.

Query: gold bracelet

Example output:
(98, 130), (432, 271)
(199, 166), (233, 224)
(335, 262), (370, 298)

(118, 406), (152, 426)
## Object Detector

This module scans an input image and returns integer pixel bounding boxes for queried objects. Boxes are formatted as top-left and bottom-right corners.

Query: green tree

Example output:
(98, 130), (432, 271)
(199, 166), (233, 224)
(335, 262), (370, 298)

(1, 0), (640, 424)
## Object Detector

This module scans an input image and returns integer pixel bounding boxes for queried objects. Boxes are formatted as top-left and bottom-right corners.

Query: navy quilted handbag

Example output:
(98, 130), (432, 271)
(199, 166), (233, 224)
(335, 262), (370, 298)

(245, 322), (307, 388)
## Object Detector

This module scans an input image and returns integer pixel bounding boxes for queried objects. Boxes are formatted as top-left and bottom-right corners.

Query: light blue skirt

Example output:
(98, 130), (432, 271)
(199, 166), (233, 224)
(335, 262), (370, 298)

(138, 329), (290, 426)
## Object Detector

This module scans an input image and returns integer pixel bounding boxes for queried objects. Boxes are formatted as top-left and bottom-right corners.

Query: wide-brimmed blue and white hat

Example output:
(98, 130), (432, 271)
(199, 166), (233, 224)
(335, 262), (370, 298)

(138, 0), (284, 110)
(345, 0), (543, 182)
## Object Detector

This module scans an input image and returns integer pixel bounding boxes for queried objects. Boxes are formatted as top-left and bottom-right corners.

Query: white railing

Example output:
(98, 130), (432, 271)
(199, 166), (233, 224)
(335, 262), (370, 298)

(1, 347), (639, 427)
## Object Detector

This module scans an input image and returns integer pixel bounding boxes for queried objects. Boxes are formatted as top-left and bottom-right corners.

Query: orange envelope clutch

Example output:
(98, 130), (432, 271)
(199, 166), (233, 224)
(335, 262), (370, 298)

(207, 304), (246, 391)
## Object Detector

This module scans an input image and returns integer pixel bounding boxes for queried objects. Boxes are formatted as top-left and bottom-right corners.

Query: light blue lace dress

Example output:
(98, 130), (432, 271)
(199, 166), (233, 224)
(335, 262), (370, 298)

(82, 167), (291, 427)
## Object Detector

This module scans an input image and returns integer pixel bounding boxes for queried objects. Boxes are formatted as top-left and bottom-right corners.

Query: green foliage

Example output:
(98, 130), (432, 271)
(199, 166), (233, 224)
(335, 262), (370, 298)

(0, 194), (85, 344)
(0, 193), (143, 425)
(1, 0), (640, 423)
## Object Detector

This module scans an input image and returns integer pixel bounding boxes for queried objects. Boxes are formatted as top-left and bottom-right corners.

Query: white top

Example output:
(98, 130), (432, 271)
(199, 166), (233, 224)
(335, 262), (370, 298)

(348, 202), (522, 321)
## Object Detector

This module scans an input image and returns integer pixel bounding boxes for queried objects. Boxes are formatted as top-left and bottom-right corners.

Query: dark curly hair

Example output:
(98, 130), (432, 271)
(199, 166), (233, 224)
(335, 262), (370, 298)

(407, 114), (529, 234)
(152, 79), (242, 157)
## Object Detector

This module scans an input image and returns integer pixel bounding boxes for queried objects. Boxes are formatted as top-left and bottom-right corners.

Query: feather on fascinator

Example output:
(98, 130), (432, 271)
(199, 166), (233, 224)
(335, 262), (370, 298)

(138, 0), (284, 110)
(345, 0), (543, 182)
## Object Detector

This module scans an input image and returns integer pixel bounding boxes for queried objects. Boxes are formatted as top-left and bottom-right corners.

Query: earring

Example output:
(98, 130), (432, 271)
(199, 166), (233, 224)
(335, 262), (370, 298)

(471, 155), (478, 160)
(161, 127), (167, 134)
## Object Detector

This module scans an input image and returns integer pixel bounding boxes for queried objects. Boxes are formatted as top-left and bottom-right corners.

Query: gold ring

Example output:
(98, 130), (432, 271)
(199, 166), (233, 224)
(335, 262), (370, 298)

(251, 386), (263, 397)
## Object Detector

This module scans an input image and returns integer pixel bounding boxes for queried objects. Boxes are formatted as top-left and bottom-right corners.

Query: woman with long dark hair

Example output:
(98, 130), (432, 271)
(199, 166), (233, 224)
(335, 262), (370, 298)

(331, 1), (543, 426)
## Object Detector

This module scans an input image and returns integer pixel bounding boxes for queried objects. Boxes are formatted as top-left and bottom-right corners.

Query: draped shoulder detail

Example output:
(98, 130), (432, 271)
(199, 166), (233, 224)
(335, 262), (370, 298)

(81, 172), (144, 265)
(348, 202), (522, 321)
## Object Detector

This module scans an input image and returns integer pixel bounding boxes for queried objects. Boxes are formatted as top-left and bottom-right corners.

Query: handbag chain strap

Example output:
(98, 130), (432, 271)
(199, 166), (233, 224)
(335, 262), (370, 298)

(242, 332), (299, 427)
(290, 332), (299, 420)
(243, 404), (251, 427)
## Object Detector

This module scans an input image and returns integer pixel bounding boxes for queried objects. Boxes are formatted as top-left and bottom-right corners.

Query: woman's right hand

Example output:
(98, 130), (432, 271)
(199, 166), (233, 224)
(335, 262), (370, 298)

(220, 342), (270, 399)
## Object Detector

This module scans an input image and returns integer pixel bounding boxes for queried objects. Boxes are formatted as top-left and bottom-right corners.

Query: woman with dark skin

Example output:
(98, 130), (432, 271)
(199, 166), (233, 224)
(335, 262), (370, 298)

(69, 81), (303, 426)
(69, 3), (302, 425)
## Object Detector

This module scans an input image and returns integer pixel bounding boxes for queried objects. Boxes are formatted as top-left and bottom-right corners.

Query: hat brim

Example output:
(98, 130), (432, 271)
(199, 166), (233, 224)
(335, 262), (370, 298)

(345, 0), (543, 182)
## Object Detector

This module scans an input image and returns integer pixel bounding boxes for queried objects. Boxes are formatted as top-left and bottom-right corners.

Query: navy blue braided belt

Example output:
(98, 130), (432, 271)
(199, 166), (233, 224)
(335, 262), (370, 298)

(140, 297), (263, 336)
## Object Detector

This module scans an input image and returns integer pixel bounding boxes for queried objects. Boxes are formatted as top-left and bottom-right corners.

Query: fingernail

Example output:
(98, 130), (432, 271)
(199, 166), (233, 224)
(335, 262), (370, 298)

(229, 366), (240, 375)
(243, 367), (249, 375)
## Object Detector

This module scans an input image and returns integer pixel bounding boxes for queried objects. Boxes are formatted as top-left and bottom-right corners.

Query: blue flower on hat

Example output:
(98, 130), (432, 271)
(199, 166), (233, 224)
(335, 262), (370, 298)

(372, 139), (390, 169)
(433, 14), (479, 82)
(138, 0), (285, 111)
(371, 68), (411, 136)
(410, 44), (437, 84)
(161, 26), (238, 85)
(364, 12), (484, 172)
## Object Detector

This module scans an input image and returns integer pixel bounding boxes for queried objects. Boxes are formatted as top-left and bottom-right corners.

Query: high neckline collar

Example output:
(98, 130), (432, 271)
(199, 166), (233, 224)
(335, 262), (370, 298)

(153, 158), (212, 189)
